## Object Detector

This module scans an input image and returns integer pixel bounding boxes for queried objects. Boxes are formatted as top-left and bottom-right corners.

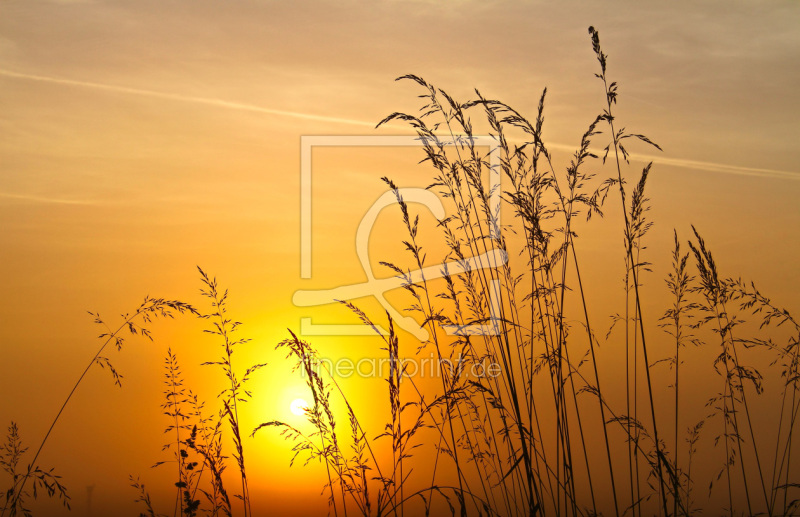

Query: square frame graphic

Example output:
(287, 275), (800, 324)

(298, 135), (504, 337)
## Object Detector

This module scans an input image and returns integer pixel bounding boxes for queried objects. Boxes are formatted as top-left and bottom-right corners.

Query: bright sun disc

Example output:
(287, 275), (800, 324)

(290, 398), (308, 416)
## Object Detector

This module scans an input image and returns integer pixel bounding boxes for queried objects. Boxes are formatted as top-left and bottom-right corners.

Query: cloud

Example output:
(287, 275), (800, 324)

(543, 143), (799, 182)
(0, 68), (376, 128)
(630, 152), (800, 182)
(0, 191), (99, 205)
(2, 68), (796, 183)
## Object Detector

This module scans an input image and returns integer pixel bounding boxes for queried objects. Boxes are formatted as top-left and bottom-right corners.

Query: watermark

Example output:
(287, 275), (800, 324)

(293, 135), (507, 339)
(300, 354), (502, 380)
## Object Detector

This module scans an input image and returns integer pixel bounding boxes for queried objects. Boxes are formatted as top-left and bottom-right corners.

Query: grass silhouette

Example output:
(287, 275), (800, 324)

(2, 26), (798, 517)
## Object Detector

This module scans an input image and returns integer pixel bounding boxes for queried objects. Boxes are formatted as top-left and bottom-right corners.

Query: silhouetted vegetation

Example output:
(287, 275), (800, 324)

(2, 27), (798, 517)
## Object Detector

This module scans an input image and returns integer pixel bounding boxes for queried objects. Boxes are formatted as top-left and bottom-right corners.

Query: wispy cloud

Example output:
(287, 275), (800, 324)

(0, 68), (376, 127)
(0, 191), (100, 205)
(544, 143), (800, 182)
(631, 153), (800, 181)
(2, 68), (797, 182)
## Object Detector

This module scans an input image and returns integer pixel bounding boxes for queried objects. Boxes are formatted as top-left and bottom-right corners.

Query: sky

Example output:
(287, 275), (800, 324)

(1, 0), (799, 515)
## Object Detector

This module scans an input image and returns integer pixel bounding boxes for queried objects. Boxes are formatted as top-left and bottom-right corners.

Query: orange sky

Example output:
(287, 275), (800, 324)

(1, 1), (799, 515)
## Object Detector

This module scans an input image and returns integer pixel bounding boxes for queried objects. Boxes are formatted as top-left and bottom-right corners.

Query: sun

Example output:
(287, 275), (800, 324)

(290, 398), (308, 416)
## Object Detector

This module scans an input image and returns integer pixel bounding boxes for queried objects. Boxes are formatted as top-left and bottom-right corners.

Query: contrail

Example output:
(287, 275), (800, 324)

(542, 143), (799, 182)
(629, 152), (800, 181)
(1, 68), (798, 181)
(0, 191), (99, 205)
(0, 68), (376, 127)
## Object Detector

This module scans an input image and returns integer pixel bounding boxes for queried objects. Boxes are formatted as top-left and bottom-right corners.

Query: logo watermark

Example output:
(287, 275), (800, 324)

(293, 135), (507, 339)
(301, 354), (503, 380)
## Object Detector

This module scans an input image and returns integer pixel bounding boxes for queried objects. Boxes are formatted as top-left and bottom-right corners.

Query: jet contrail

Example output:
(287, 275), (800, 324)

(0, 68), (376, 127)
(543, 142), (799, 181)
(630, 152), (799, 181)
(1, 68), (798, 181)
(0, 191), (99, 205)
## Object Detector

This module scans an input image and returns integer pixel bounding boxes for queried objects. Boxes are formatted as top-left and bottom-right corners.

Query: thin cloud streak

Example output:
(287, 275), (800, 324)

(0, 191), (100, 205)
(0, 68), (375, 128)
(545, 143), (800, 182)
(2, 68), (797, 182)
(632, 152), (800, 181)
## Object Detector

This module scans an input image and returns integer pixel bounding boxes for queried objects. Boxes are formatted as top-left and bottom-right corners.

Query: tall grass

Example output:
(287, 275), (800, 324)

(2, 26), (798, 517)
(131, 269), (264, 517)
(1, 297), (195, 517)
(197, 267), (265, 517)
(265, 25), (797, 517)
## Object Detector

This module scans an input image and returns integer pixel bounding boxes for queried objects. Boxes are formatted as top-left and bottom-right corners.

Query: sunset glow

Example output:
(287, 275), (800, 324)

(289, 398), (308, 417)
(1, 2), (799, 517)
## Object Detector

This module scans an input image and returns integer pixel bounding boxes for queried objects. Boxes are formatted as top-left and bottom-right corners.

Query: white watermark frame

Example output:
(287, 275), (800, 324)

(294, 135), (506, 339)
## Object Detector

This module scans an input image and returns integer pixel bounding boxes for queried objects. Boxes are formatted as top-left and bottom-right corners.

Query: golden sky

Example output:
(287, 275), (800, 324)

(1, 1), (799, 515)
